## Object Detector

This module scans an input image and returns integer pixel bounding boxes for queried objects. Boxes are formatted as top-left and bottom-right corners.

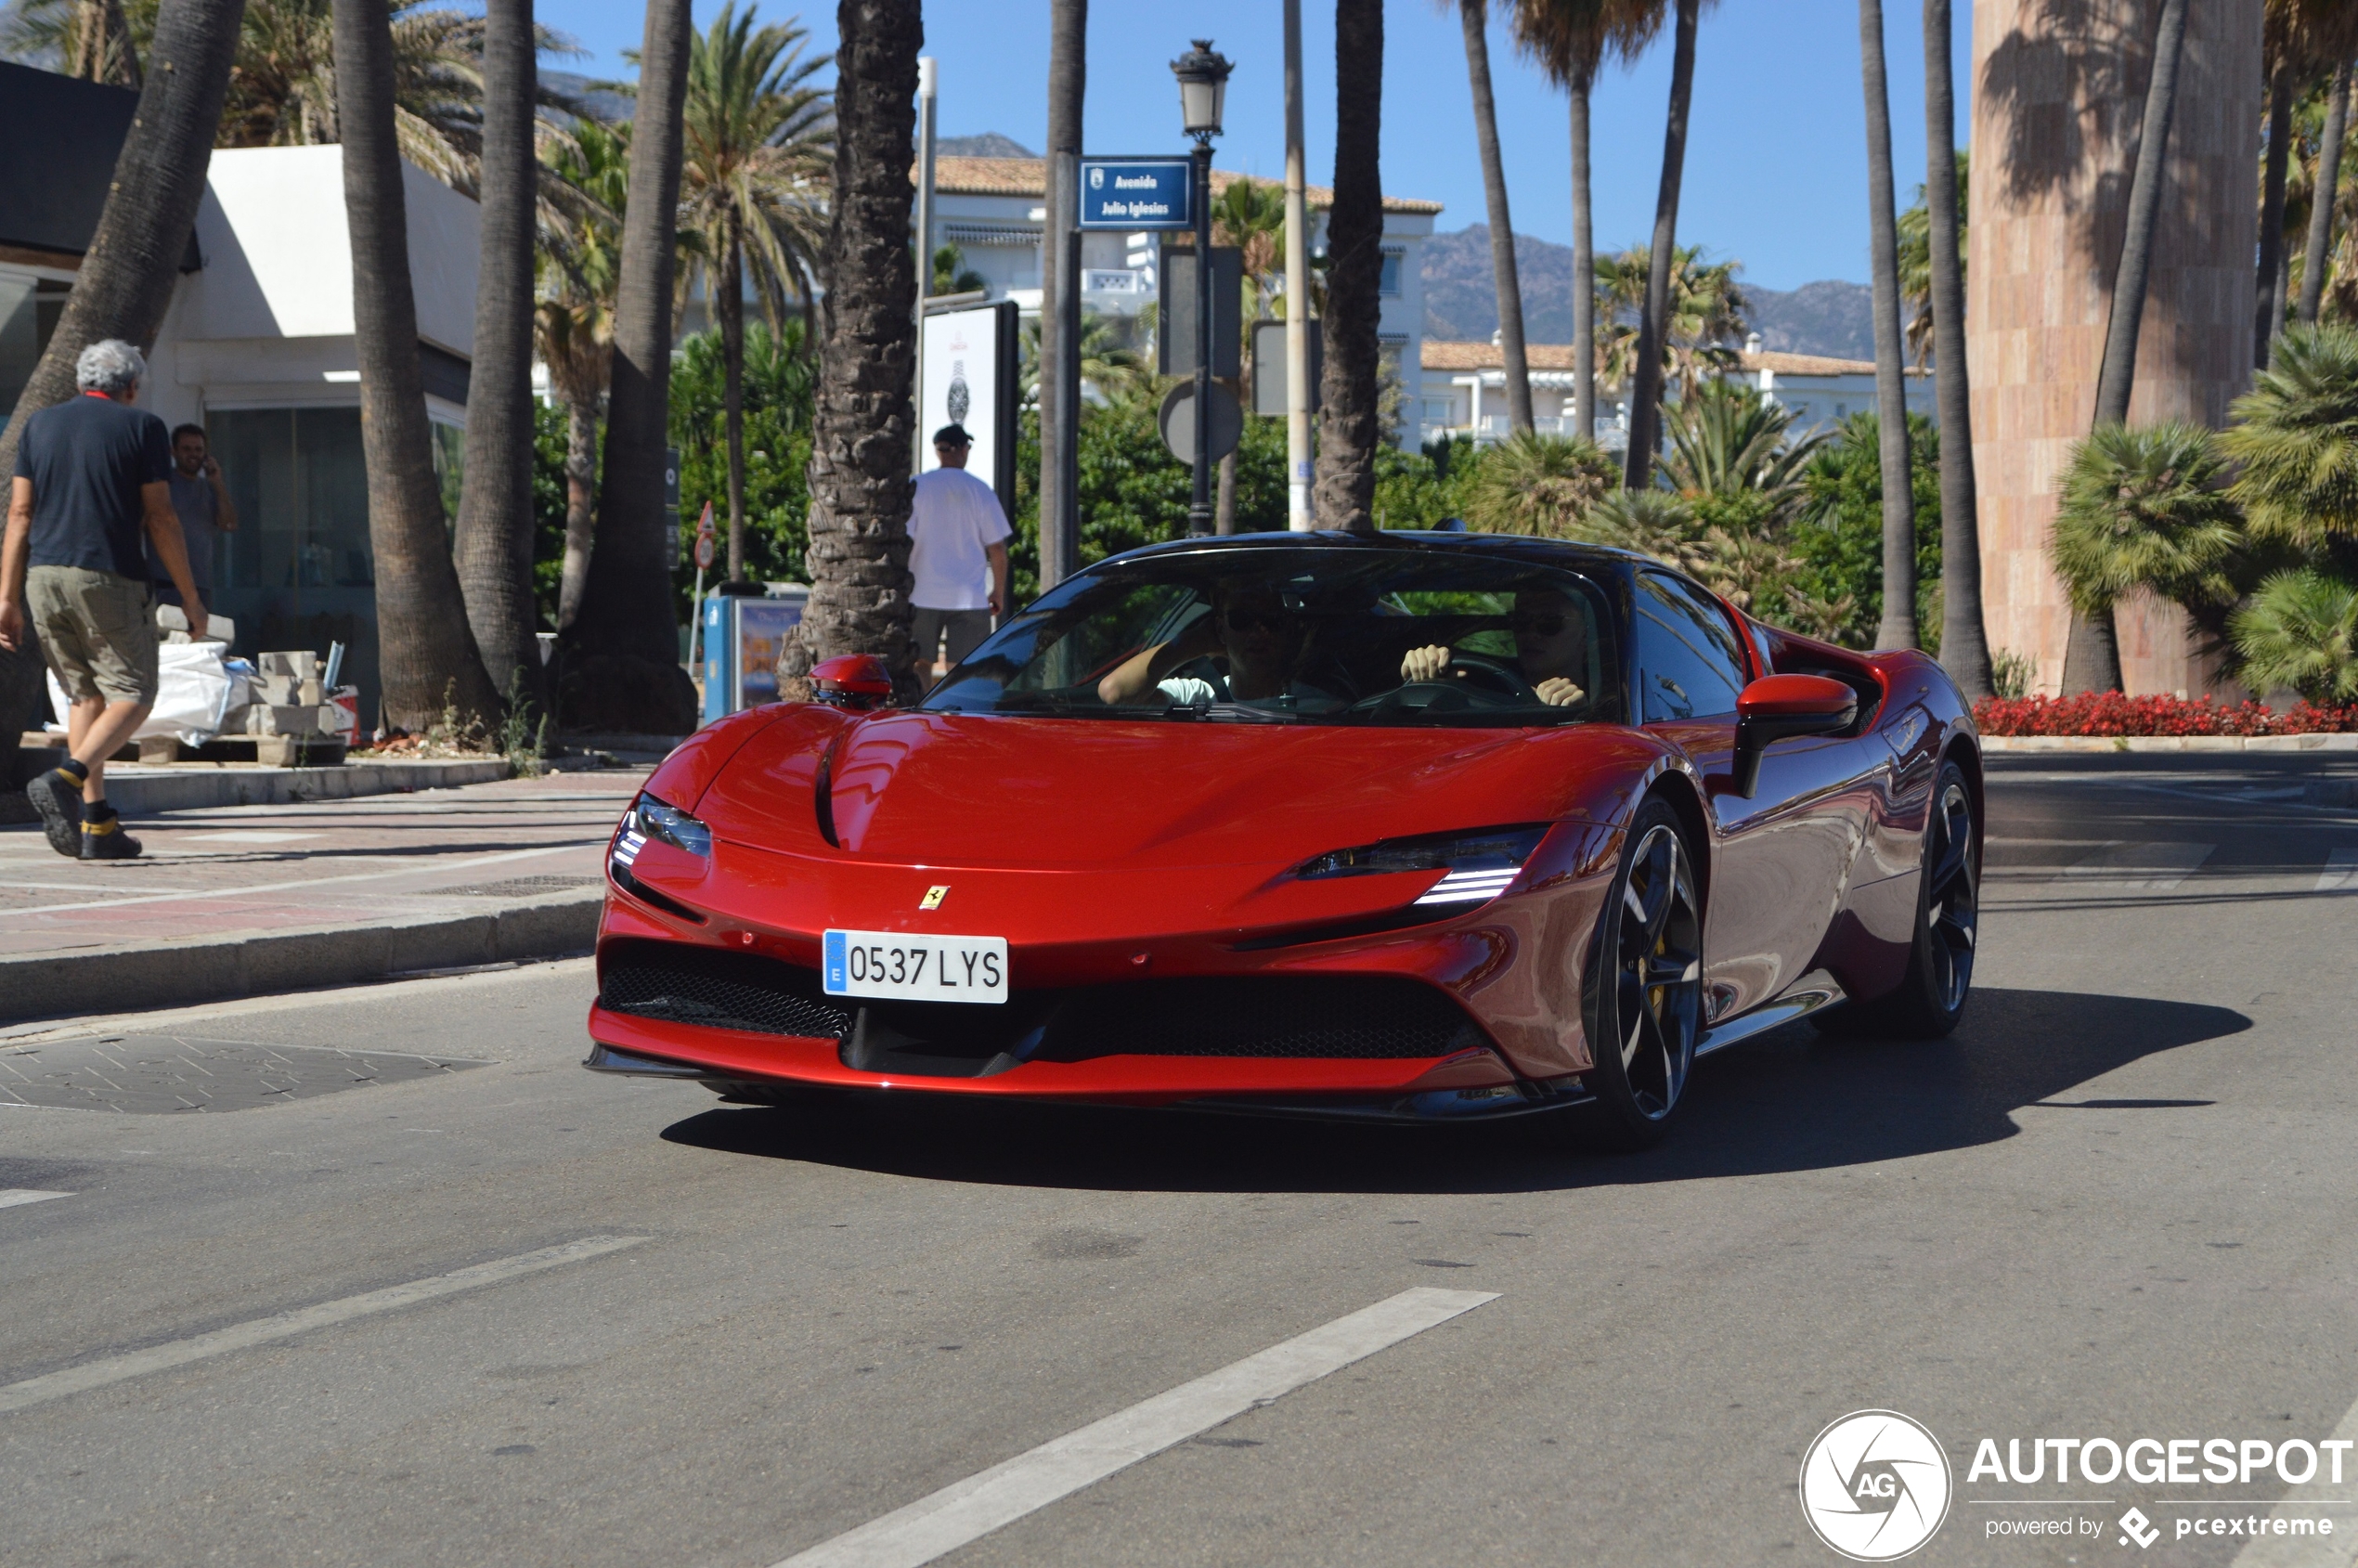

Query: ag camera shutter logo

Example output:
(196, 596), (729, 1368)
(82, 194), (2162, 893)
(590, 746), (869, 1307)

(1799, 1410), (1953, 1561)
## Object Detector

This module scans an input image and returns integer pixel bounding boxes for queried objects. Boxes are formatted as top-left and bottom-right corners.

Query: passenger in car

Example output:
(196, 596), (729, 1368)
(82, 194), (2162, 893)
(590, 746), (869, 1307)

(1097, 581), (1314, 706)
(1396, 586), (1590, 706)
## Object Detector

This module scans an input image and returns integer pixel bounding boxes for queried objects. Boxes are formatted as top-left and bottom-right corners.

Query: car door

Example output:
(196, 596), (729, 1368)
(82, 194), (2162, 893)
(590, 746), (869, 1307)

(1632, 573), (1865, 1023)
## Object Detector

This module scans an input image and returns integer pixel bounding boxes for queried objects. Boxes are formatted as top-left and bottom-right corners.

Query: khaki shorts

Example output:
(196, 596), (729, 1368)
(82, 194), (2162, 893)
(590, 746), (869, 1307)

(28, 564), (160, 706)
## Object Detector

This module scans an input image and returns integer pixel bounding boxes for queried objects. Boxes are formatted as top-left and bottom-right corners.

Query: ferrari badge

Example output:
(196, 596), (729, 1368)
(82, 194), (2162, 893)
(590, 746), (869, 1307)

(919, 885), (950, 911)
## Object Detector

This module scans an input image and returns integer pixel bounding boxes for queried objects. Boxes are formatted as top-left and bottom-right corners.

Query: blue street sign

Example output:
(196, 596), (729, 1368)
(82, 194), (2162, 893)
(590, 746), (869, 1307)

(1078, 156), (1193, 229)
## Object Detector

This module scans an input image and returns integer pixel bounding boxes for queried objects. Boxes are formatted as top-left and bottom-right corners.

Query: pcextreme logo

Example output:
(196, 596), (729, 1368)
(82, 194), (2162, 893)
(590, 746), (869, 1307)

(1800, 1410), (1955, 1562)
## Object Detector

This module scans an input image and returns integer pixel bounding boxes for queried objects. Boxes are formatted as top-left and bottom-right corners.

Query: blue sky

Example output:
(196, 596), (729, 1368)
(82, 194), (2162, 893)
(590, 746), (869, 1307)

(552, 0), (1974, 293)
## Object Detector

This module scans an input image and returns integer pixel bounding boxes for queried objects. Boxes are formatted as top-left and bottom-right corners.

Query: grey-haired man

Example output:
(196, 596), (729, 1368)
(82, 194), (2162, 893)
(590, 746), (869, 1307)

(0, 339), (206, 861)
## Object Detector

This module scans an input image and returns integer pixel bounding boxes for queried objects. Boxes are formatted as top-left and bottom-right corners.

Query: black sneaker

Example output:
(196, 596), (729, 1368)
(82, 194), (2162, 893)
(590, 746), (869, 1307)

(81, 821), (142, 860)
(26, 769), (84, 858)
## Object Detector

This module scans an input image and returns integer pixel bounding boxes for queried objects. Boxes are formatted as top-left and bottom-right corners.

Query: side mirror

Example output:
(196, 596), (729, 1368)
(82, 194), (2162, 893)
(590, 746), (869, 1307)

(810, 653), (895, 710)
(1730, 674), (1858, 797)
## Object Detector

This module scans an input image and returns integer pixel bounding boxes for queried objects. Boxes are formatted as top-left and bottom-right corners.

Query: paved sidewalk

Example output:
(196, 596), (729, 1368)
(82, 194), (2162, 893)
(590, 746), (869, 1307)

(0, 770), (646, 1023)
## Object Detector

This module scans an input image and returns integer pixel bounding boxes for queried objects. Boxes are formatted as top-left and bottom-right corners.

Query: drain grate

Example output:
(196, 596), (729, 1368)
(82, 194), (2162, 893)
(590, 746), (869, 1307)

(0, 1036), (489, 1114)
(437, 875), (602, 898)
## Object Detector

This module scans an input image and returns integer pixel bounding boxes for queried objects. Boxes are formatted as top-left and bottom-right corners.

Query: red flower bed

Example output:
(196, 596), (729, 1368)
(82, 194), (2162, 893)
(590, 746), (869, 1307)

(1972, 693), (2358, 736)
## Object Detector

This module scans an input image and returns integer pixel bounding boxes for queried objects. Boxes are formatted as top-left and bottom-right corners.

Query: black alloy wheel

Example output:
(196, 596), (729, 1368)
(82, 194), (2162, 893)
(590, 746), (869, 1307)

(1824, 758), (1978, 1039)
(1572, 798), (1704, 1150)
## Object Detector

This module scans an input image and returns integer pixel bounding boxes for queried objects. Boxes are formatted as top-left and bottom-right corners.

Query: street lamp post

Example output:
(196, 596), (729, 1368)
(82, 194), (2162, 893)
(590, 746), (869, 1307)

(1172, 38), (1231, 538)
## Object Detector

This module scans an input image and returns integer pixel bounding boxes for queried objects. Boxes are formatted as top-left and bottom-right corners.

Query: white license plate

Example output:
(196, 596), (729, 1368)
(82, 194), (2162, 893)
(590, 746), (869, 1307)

(822, 929), (1007, 1005)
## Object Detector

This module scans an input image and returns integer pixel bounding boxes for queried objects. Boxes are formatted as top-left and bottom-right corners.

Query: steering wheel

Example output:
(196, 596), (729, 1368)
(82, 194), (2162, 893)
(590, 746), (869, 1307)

(1437, 652), (1538, 701)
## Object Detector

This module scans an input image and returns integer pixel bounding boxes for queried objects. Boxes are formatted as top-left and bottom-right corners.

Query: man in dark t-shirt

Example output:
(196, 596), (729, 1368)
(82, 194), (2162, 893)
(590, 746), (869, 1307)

(0, 339), (206, 861)
(155, 422), (238, 603)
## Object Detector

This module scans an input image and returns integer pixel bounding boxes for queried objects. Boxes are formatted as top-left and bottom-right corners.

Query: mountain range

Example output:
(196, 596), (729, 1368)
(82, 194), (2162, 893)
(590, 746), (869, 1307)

(1419, 225), (1876, 362)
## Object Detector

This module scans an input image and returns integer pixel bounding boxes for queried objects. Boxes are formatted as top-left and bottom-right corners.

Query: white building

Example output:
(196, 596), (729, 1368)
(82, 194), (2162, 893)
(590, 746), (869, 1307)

(1419, 334), (1937, 448)
(2, 62), (480, 724)
(924, 154), (1441, 446)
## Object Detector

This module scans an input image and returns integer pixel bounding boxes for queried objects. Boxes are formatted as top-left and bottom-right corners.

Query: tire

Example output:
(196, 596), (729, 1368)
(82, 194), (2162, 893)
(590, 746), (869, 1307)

(1823, 759), (1978, 1040)
(1564, 797), (1705, 1151)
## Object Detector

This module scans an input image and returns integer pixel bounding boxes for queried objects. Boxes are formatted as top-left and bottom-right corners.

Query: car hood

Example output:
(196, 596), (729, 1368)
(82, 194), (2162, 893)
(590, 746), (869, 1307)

(697, 709), (1651, 869)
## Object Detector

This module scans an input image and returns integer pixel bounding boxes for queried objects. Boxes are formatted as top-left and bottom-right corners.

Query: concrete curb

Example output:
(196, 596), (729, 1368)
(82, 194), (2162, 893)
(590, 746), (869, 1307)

(81, 758), (514, 818)
(1982, 733), (2358, 754)
(0, 888), (602, 1026)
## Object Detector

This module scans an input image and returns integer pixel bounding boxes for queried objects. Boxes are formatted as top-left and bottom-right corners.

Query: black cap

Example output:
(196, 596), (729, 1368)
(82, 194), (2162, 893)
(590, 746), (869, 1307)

(933, 423), (971, 447)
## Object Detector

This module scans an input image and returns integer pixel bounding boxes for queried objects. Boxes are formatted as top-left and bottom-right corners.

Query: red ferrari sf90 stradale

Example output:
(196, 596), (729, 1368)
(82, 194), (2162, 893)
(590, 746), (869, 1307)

(585, 532), (1980, 1147)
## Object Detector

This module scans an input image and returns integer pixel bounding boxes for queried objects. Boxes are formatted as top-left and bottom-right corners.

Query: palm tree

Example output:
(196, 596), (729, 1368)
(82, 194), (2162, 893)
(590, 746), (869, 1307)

(1457, 430), (1619, 535)
(1659, 379), (1829, 524)
(2065, 0), (2190, 694)
(537, 117), (627, 629)
(2222, 322), (2358, 575)
(1595, 243), (1746, 399)
(1857, 0), (1916, 651)
(784, 0), (923, 695)
(1509, 0), (1665, 445)
(0, 0), (246, 750)
(331, 0), (502, 731)
(1316, 0), (1385, 533)
(676, 2), (832, 586)
(1920, 0), (1992, 698)
(1212, 175), (1287, 532)
(2051, 423), (2246, 659)
(1894, 152), (1965, 367)
(1018, 314), (1145, 403)
(67, 0), (140, 84)
(2304, 65), (2356, 325)
(1449, 0), (1532, 432)
(452, 0), (541, 719)
(1622, 0), (1710, 492)
(930, 242), (985, 296)
(2232, 569), (2358, 701)
(564, 0), (696, 729)
(2258, 1), (2304, 364)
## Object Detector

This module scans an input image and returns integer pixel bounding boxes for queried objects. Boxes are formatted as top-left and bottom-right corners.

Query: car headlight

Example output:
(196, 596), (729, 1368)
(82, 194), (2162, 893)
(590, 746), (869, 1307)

(1295, 824), (1549, 905)
(614, 795), (711, 870)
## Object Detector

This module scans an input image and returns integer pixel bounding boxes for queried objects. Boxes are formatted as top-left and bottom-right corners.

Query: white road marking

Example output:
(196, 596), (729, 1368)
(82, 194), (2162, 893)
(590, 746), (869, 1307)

(2232, 1383), (2358, 1567)
(0, 1189), (71, 1209)
(2060, 841), (2215, 891)
(772, 1287), (1500, 1568)
(2317, 849), (2358, 893)
(0, 843), (597, 921)
(0, 1234), (646, 1415)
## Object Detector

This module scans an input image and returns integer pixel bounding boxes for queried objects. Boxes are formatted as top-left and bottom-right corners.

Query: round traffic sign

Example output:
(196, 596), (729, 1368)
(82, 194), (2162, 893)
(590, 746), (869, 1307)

(1159, 381), (1243, 467)
(693, 533), (717, 570)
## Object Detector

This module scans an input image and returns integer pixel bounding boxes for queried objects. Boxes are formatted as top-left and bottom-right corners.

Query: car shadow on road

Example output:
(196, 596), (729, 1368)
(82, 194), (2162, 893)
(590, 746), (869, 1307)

(657, 987), (2250, 1195)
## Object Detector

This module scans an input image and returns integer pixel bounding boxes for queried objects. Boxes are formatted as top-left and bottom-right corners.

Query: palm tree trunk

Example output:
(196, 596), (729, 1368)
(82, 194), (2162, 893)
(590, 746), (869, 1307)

(1922, 0), (1991, 698)
(1216, 444), (1238, 534)
(1859, 0), (1918, 651)
(0, 0), (243, 753)
(784, 0), (924, 699)
(1037, 0), (1087, 589)
(2066, 0), (2190, 695)
(453, 0), (543, 717)
(1623, 0), (1701, 493)
(1458, 0), (1531, 432)
(2300, 60), (2352, 325)
(2257, 62), (2293, 367)
(1315, 0), (1385, 533)
(565, 0), (695, 727)
(70, 0), (141, 87)
(722, 221), (749, 584)
(1569, 61), (1596, 447)
(332, 0), (503, 732)
(557, 396), (598, 628)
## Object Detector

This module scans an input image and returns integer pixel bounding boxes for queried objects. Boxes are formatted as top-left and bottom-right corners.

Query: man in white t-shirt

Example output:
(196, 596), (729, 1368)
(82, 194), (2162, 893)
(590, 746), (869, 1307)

(908, 423), (1012, 675)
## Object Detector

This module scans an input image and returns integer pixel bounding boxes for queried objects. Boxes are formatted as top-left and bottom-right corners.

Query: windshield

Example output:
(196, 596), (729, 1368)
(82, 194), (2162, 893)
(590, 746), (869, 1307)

(917, 546), (1626, 727)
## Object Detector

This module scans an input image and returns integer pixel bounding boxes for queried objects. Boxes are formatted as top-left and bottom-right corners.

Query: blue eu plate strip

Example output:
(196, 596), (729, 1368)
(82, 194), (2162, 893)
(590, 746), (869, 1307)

(823, 930), (848, 993)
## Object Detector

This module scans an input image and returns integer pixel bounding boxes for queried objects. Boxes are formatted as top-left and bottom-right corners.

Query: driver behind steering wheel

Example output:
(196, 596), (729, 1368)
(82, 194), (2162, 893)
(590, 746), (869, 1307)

(1398, 586), (1588, 706)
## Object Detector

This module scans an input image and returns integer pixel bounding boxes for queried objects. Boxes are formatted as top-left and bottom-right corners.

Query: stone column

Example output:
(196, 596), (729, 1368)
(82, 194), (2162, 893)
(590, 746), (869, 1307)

(1967, 0), (2261, 696)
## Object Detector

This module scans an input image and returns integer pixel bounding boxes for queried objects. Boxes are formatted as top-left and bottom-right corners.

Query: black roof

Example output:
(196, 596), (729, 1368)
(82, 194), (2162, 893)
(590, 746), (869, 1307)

(0, 61), (201, 269)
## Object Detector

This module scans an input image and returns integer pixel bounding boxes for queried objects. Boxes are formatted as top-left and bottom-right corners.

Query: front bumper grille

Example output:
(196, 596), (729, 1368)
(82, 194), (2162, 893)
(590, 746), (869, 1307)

(600, 941), (855, 1041)
(597, 941), (1482, 1067)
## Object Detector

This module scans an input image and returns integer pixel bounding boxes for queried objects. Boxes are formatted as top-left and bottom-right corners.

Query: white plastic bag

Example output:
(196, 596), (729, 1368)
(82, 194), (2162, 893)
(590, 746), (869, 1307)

(46, 641), (240, 745)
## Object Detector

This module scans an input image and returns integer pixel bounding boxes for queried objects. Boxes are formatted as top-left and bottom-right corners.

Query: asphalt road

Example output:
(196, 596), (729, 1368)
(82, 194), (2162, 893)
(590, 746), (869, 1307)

(4, 752), (2355, 1568)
